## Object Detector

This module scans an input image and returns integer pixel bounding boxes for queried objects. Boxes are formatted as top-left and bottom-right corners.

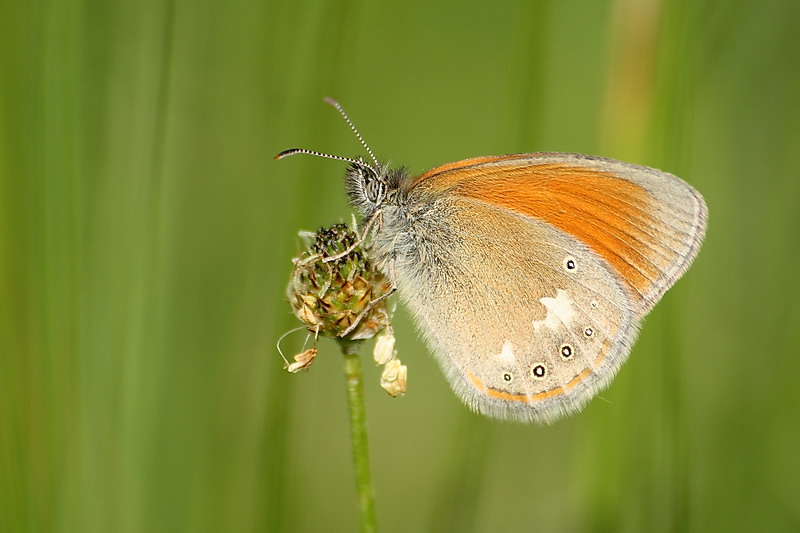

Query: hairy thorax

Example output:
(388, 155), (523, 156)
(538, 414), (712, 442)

(369, 194), (464, 293)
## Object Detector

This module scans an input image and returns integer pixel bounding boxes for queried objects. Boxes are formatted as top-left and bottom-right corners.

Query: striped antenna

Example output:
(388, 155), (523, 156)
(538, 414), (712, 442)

(273, 98), (379, 173)
(323, 97), (379, 168)
(274, 148), (368, 170)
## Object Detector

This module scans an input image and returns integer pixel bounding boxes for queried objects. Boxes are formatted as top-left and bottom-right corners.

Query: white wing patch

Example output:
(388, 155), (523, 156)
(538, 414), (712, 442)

(493, 340), (516, 364)
(532, 289), (575, 331)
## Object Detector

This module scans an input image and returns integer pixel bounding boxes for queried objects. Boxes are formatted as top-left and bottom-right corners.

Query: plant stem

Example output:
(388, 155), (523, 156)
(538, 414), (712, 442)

(339, 340), (377, 533)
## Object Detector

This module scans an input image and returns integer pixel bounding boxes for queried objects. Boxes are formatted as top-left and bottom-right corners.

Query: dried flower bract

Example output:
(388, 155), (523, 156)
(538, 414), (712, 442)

(286, 347), (318, 373)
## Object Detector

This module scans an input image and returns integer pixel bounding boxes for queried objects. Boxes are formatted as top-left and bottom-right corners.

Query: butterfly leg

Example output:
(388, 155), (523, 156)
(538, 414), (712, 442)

(322, 211), (381, 264)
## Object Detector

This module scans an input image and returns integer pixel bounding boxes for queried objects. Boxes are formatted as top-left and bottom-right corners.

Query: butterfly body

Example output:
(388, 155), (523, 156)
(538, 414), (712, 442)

(278, 100), (707, 423)
(346, 152), (706, 423)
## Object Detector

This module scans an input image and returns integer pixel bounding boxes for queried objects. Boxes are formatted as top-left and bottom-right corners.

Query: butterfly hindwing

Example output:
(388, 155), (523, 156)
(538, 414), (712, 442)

(389, 195), (638, 423)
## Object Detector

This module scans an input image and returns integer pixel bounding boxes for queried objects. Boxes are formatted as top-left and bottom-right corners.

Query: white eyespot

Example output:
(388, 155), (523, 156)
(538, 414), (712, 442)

(564, 256), (577, 271)
(560, 344), (573, 359)
(531, 364), (548, 381)
(590, 300), (598, 309)
(502, 371), (514, 383)
(584, 327), (594, 338)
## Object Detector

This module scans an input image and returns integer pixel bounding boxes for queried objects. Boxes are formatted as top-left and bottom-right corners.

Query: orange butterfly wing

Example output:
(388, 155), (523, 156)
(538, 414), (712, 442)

(410, 153), (707, 315)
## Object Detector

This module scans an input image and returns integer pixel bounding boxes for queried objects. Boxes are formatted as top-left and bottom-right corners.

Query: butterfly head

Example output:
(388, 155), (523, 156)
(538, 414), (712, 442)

(345, 160), (407, 219)
(274, 98), (409, 221)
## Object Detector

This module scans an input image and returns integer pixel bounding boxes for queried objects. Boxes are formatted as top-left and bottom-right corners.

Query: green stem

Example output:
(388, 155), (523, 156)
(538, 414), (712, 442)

(339, 340), (377, 533)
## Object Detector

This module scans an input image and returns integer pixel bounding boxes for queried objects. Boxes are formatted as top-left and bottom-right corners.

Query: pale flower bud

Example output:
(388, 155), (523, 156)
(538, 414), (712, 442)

(373, 326), (396, 366)
(380, 358), (407, 397)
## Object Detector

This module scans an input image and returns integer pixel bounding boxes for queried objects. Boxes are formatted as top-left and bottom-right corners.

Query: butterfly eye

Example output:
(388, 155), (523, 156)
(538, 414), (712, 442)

(364, 175), (386, 204)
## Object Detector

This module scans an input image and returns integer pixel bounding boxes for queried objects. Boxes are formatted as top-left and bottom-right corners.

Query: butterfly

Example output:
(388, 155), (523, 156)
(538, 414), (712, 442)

(277, 98), (707, 423)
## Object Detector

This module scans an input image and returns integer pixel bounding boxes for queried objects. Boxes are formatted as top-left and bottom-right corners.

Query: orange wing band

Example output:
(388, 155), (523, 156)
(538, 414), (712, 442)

(449, 163), (661, 301)
(467, 340), (613, 404)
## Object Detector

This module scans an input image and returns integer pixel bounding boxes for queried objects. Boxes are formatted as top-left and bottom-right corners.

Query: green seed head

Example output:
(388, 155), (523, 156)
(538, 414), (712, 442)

(287, 223), (391, 340)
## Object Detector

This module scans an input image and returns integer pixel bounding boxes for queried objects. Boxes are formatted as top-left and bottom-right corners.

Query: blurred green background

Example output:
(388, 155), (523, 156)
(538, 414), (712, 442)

(2, 0), (799, 531)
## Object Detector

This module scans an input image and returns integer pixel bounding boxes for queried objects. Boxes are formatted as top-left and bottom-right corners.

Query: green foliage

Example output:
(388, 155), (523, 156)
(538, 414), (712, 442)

(1, 0), (799, 531)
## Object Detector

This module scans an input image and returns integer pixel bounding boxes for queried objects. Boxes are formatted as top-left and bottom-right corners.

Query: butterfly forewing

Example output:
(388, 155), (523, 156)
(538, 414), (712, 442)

(412, 153), (708, 316)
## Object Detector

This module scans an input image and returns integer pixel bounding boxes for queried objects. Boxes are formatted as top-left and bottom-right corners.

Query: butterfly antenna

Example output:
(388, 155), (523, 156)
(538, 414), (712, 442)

(273, 148), (376, 174)
(324, 97), (380, 169)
